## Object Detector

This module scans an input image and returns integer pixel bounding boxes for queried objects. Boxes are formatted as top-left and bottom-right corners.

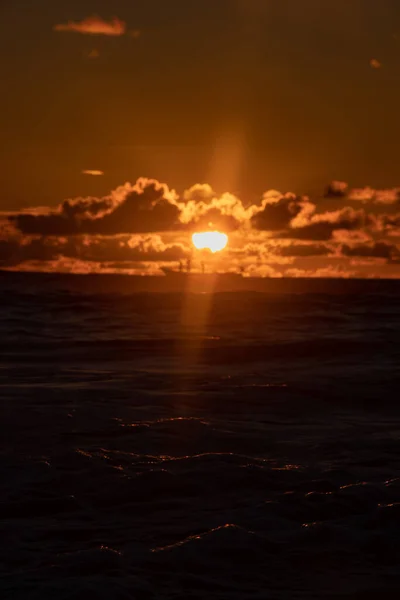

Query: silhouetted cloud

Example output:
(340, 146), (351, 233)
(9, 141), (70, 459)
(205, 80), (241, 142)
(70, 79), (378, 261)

(284, 207), (365, 240)
(0, 234), (189, 268)
(324, 183), (400, 205)
(279, 243), (332, 257)
(325, 181), (349, 198)
(0, 240), (19, 264)
(251, 192), (311, 231)
(10, 179), (181, 236)
(341, 241), (397, 260)
(54, 16), (126, 36)
(82, 235), (189, 263)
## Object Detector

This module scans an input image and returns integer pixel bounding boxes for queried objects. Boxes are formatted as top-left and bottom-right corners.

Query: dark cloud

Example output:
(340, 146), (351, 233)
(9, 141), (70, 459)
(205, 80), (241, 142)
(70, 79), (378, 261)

(0, 240), (19, 264)
(379, 213), (400, 228)
(341, 242), (397, 260)
(0, 237), (70, 266)
(10, 179), (182, 236)
(325, 181), (349, 198)
(284, 208), (365, 241)
(61, 196), (113, 220)
(0, 234), (189, 268)
(9, 213), (80, 236)
(251, 193), (309, 231)
(279, 243), (332, 257)
(82, 235), (189, 263)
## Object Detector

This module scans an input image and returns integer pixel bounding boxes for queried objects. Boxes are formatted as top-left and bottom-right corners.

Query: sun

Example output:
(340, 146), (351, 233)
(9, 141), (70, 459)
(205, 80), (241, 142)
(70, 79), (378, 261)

(192, 231), (228, 253)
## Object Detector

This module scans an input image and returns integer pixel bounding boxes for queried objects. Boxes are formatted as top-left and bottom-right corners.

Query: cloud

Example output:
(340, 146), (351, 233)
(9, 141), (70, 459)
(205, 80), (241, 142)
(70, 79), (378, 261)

(285, 265), (356, 278)
(325, 181), (349, 198)
(349, 187), (400, 204)
(82, 170), (104, 176)
(244, 264), (281, 278)
(5, 176), (400, 277)
(11, 178), (250, 237)
(278, 243), (332, 257)
(0, 237), (73, 267)
(183, 184), (216, 203)
(323, 183), (400, 205)
(13, 180), (369, 242)
(10, 179), (181, 236)
(178, 189), (252, 231)
(379, 213), (400, 228)
(284, 207), (365, 240)
(54, 16), (126, 37)
(251, 191), (312, 231)
(332, 229), (372, 244)
(82, 234), (189, 263)
(370, 59), (382, 69)
(341, 241), (398, 260)
(0, 240), (19, 264)
(0, 234), (190, 268)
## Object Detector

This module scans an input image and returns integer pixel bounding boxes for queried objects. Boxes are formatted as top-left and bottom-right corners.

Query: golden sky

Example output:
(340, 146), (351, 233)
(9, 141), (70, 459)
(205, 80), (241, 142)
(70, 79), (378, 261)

(2, 177), (400, 278)
(1, 1), (400, 277)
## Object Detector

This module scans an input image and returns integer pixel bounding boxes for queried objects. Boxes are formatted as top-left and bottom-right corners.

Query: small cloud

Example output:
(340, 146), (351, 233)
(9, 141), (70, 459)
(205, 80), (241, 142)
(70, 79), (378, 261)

(325, 181), (348, 198)
(82, 170), (104, 176)
(54, 16), (126, 37)
(88, 49), (100, 59)
(370, 59), (382, 69)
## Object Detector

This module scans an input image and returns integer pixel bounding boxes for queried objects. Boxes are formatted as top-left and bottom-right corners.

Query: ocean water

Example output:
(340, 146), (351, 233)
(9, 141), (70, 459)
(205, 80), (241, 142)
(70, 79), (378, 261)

(1, 272), (399, 599)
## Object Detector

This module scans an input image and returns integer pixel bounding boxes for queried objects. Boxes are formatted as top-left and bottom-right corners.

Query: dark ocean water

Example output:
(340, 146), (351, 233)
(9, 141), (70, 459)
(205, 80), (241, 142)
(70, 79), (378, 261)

(1, 272), (399, 599)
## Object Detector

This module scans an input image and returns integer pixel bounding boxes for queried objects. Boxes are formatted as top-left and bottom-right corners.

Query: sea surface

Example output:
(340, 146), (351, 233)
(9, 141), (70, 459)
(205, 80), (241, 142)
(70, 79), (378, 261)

(1, 272), (399, 599)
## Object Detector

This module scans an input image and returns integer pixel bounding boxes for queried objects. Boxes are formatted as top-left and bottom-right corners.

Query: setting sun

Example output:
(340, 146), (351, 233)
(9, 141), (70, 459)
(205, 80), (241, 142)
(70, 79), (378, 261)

(192, 231), (228, 253)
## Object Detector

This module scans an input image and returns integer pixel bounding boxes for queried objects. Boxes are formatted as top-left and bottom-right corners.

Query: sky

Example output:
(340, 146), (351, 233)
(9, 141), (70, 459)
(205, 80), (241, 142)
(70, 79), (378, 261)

(1, 0), (400, 277)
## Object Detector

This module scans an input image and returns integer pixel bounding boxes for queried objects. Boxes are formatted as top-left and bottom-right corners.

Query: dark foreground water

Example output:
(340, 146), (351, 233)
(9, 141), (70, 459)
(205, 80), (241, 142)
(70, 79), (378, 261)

(1, 273), (399, 599)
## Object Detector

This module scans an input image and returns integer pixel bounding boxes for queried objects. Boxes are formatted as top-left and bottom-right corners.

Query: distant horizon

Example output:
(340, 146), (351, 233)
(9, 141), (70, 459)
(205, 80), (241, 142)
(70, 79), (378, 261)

(2, 266), (400, 283)
(2, 177), (400, 279)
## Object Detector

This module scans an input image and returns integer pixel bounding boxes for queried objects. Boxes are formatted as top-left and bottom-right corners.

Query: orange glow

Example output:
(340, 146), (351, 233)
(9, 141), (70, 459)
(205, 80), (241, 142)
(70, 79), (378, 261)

(54, 16), (126, 37)
(82, 169), (104, 176)
(192, 231), (228, 253)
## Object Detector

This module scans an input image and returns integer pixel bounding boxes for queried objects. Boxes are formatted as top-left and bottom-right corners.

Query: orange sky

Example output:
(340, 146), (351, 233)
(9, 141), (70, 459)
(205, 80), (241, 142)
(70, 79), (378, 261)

(1, 2), (400, 277)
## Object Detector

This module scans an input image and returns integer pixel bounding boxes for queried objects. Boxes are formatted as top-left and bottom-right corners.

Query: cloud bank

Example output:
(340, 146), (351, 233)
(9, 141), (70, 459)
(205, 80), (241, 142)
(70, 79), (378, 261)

(2, 178), (400, 278)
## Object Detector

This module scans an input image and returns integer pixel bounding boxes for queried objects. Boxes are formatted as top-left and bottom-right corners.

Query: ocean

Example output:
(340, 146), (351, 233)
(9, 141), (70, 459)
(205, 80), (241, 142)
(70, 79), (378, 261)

(1, 271), (399, 599)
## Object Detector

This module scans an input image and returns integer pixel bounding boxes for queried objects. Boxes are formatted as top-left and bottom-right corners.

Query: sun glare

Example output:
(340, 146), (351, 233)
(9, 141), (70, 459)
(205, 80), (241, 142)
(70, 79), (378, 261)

(192, 231), (228, 253)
